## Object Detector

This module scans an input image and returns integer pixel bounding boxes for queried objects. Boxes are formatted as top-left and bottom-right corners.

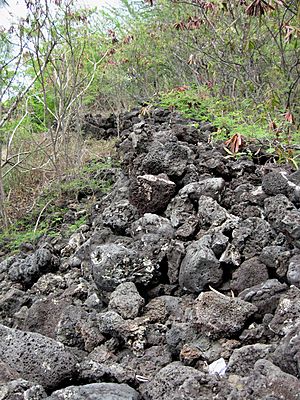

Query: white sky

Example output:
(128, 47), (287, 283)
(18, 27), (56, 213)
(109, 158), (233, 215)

(0, 0), (121, 28)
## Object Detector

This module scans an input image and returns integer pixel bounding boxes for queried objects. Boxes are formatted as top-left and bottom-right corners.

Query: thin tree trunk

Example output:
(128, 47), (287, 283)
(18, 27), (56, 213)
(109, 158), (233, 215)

(0, 142), (8, 228)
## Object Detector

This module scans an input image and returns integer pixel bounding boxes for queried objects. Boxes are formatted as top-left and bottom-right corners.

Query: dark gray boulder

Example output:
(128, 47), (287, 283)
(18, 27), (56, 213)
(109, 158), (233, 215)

(0, 379), (47, 400)
(0, 324), (77, 390)
(269, 286), (300, 336)
(97, 310), (125, 337)
(108, 282), (145, 319)
(179, 235), (223, 293)
(227, 343), (274, 375)
(179, 178), (225, 201)
(47, 383), (140, 400)
(166, 322), (198, 357)
(8, 248), (57, 287)
(238, 279), (288, 317)
(119, 345), (173, 382)
(197, 195), (228, 228)
(232, 217), (275, 259)
(19, 297), (71, 339)
(139, 362), (204, 400)
(166, 240), (186, 284)
(102, 200), (139, 235)
(56, 305), (105, 351)
(130, 213), (174, 240)
(262, 171), (289, 195)
(287, 254), (300, 287)
(0, 288), (28, 320)
(193, 291), (257, 338)
(165, 192), (195, 228)
(264, 194), (300, 241)
(91, 243), (157, 294)
(259, 245), (290, 278)
(272, 321), (300, 377)
(140, 141), (193, 178)
(78, 345), (134, 384)
(129, 174), (176, 214)
(232, 359), (300, 400)
(231, 257), (269, 294)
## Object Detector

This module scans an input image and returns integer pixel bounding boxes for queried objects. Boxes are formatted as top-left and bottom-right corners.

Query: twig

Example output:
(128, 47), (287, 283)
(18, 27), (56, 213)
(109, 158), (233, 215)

(34, 199), (52, 233)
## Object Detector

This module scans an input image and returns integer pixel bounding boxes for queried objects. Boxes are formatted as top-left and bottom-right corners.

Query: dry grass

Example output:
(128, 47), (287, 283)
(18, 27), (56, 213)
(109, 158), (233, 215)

(1, 135), (118, 227)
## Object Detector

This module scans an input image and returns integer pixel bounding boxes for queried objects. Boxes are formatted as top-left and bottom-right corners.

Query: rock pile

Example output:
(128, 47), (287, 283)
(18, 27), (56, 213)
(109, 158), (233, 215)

(0, 108), (300, 399)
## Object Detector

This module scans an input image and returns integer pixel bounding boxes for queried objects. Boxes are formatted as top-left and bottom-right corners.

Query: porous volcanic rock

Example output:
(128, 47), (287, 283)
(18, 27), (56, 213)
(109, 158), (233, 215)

(1, 107), (300, 398)
(193, 292), (257, 338)
(47, 383), (140, 400)
(0, 324), (77, 390)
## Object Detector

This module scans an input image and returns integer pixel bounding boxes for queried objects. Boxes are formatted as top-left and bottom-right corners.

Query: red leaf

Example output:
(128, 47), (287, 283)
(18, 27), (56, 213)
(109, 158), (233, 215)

(174, 85), (189, 92)
(224, 133), (244, 154)
(285, 111), (295, 124)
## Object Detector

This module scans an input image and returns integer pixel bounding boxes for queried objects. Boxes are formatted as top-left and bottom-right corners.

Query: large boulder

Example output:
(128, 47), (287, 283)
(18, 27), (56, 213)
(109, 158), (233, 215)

(230, 257), (269, 294)
(179, 235), (223, 293)
(8, 248), (57, 287)
(264, 194), (300, 242)
(238, 279), (288, 317)
(193, 291), (257, 338)
(0, 379), (47, 400)
(91, 243), (157, 294)
(108, 282), (145, 319)
(272, 321), (300, 377)
(129, 174), (176, 214)
(47, 383), (140, 400)
(0, 324), (77, 390)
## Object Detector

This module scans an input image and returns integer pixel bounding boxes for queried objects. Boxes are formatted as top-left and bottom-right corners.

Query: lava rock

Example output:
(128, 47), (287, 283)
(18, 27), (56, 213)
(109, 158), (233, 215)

(0, 324), (77, 390)
(139, 361), (204, 400)
(262, 171), (289, 195)
(237, 359), (300, 400)
(166, 240), (186, 284)
(0, 379), (47, 400)
(8, 248), (56, 287)
(231, 257), (269, 294)
(119, 345), (173, 381)
(47, 383), (140, 400)
(79, 346), (134, 384)
(56, 305), (105, 351)
(108, 282), (145, 319)
(20, 297), (71, 339)
(272, 321), (300, 377)
(91, 243), (157, 294)
(0, 288), (28, 319)
(232, 217), (275, 259)
(197, 195), (228, 228)
(102, 200), (139, 235)
(129, 174), (176, 214)
(141, 141), (193, 178)
(165, 192), (195, 228)
(193, 291), (257, 338)
(287, 254), (300, 287)
(179, 235), (223, 293)
(179, 178), (225, 202)
(264, 194), (300, 241)
(269, 286), (300, 336)
(238, 279), (288, 317)
(130, 213), (174, 240)
(227, 343), (274, 375)
(259, 245), (290, 278)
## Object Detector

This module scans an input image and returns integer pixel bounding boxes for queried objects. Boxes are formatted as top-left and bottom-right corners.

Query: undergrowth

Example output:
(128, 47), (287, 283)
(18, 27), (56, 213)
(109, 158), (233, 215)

(157, 86), (300, 167)
(0, 157), (117, 255)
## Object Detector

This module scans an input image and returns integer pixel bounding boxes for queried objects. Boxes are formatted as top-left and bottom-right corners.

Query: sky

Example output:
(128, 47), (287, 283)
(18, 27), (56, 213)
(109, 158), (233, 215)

(0, 0), (121, 28)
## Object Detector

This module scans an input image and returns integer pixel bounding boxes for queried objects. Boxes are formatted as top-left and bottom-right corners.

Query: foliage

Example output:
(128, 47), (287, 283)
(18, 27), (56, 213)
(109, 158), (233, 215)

(158, 86), (275, 140)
